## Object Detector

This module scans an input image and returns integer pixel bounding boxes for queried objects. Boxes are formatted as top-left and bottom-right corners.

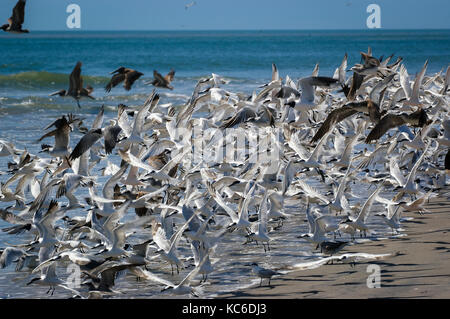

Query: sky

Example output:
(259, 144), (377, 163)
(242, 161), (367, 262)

(0, 0), (449, 31)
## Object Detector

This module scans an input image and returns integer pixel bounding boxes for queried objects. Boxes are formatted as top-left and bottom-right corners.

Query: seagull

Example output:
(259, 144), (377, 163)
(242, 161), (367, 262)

(133, 252), (211, 297)
(296, 76), (339, 108)
(1, 0), (29, 33)
(68, 122), (122, 161)
(246, 187), (271, 252)
(49, 62), (94, 108)
(400, 60), (428, 107)
(147, 70), (176, 90)
(375, 204), (403, 234)
(105, 67), (143, 92)
(250, 263), (281, 286)
(339, 182), (386, 237)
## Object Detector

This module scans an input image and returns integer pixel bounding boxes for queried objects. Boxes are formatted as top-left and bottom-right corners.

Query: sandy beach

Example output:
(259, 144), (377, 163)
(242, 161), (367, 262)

(222, 188), (450, 299)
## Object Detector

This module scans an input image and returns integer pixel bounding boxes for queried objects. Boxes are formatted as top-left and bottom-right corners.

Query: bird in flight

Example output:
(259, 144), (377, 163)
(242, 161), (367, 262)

(105, 67), (144, 93)
(147, 69), (176, 90)
(49, 62), (95, 108)
(1, 0), (29, 33)
(185, 1), (197, 10)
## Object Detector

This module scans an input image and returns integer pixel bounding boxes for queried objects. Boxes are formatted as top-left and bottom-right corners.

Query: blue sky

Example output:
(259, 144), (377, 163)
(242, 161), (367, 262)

(1, 0), (449, 31)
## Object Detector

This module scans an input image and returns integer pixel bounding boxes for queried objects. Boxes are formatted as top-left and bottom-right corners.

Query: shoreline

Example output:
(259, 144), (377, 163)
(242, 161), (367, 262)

(220, 188), (450, 299)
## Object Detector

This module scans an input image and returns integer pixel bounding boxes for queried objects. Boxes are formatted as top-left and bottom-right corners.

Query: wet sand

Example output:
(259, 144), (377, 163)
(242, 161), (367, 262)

(221, 188), (450, 299)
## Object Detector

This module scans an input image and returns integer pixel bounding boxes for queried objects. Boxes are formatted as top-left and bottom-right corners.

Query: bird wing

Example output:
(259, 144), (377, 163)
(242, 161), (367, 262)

(410, 60), (428, 103)
(54, 124), (71, 151)
(103, 125), (122, 155)
(129, 266), (174, 287)
(0, 247), (25, 269)
(272, 63), (280, 82)
(365, 114), (407, 143)
(311, 106), (357, 143)
(389, 157), (406, 187)
(91, 105), (105, 129)
(368, 73), (395, 104)
(124, 70), (143, 91)
(399, 64), (412, 100)
(153, 70), (167, 85)
(69, 129), (103, 161)
(0, 208), (28, 225)
(220, 107), (257, 129)
(105, 73), (125, 92)
(164, 69), (175, 83)
(118, 149), (155, 172)
(68, 62), (82, 96)
(11, 0), (26, 28)
(357, 182), (385, 223)
(346, 72), (365, 100)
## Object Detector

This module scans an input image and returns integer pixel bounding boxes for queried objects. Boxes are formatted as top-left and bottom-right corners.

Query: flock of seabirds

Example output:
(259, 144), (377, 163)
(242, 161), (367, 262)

(0, 0), (450, 299)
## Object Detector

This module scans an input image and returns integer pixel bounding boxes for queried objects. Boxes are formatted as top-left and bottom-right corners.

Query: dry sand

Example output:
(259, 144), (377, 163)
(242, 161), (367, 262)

(221, 189), (450, 299)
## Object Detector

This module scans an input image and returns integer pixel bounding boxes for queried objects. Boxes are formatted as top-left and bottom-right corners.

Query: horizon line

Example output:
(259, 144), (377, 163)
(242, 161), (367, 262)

(24, 27), (450, 32)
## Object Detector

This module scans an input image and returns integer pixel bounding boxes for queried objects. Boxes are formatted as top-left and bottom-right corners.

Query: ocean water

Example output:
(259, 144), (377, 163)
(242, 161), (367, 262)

(0, 30), (449, 298)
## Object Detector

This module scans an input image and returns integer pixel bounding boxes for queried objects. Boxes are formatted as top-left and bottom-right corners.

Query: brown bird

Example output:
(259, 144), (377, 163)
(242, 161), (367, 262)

(365, 109), (432, 144)
(1, 0), (28, 33)
(49, 62), (94, 108)
(340, 71), (365, 101)
(105, 67), (144, 92)
(311, 100), (383, 143)
(147, 69), (175, 90)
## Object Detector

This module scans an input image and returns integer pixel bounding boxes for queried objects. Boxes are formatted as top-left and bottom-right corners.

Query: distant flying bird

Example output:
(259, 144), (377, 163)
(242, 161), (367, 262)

(146, 70), (176, 90)
(49, 62), (94, 108)
(105, 67), (144, 92)
(1, 0), (29, 33)
(185, 1), (196, 10)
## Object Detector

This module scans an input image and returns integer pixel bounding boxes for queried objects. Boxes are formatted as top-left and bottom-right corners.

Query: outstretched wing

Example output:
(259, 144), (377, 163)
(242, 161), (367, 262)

(10, 0), (26, 29)
(123, 70), (143, 91)
(68, 62), (82, 96)
(311, 106), (357, 143)
(69, 129), (103, 161)
(153, 70), (167, 86)
(105, 73), (125, 92)
(164, 69), (175, 83)
(365, 114), (406, 143)
(103, 125), (122, 154)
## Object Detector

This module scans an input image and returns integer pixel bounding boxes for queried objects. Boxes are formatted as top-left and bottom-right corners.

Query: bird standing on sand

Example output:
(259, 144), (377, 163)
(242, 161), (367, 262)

(105, 67), (143, 92)
(49, 62), (95, 108)
(250, 263), (281, 287)
(1, 0), (29, 33)
(147, 70), (176, 90)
